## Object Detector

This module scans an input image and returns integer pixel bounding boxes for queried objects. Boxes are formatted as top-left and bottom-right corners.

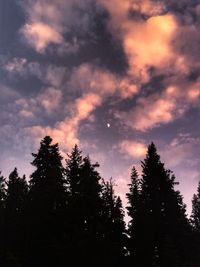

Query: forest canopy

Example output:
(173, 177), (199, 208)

(0, 136), (199, 267)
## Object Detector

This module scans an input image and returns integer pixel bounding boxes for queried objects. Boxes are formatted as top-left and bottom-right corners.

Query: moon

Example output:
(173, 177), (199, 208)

(107, 123), (111, 128)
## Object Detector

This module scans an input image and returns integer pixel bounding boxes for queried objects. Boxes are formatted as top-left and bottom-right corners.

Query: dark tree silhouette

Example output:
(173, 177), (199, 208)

(66, 144), (82, 197)
(0, 172), (6, 209)
(190, 181), (200, 265)
(134, 143), (190, 267)
(126, 166), (142, 264)
(25, 136), (67, 266)
(65, 144), (83, 264)
(101, 178), (126, 265)
(0, 137), (199, 267)
(79, 156), (102, 234)
(65, 144), (83, 231)
(73, 156), (103, 266)
(191, 181), (200, 231)
(5, 168), (28, 265)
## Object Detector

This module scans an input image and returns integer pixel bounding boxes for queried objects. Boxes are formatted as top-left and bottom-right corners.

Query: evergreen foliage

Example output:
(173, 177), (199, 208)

(191, 181), (200, 231)
(0, 137), (198, 267)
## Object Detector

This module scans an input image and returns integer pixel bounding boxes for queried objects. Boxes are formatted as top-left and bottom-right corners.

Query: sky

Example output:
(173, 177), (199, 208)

(0, 0), (200, 215)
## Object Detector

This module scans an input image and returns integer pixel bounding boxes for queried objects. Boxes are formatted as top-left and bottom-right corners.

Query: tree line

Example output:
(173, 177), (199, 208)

(0, 136), (200, 267)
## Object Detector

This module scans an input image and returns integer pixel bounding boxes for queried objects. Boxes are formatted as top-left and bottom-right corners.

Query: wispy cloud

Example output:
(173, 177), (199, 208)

(20, 0), (96, 53)
(27, 92), (102, 151)
(118, 140), (147, 158)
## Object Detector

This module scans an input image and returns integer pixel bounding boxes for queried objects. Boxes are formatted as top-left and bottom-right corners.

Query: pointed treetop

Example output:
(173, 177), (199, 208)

(130, 166), (139, 181)
(8, 167), (19, 181)
(146, 142), (159, 159)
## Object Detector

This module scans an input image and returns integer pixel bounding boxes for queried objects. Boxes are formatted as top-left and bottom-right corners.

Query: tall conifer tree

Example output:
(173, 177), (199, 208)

(102, 178), (126, 265)
(126, 166), (142, 263)
(5, 168), (28, 265)
(26, 136), (67, 266)
(102, 178), (125, 241)
(190, 181), (200, 265)
(76, 156), (103, 266)
(134, 143), (190, 267)
(191, 181), (200, 231)
(66, 144), (82, 197)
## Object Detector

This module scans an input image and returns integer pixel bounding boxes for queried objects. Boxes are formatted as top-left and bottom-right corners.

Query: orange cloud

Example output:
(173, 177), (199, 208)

(118, 140), (147, 158)
(187, 86), (200, 101)
(124, 14), (177, 79)
(100, 0), (177, 82)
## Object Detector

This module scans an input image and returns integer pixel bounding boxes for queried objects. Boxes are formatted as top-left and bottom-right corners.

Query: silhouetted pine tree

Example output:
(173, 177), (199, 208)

(75, 156), (103, 266)
(101, 179), (126, 265)
(26, 136), (67, 266)
(191, 181), (200, 231)
(66, 144), (82, 197)
(65, 144), (83, 228)
(65, 144), (83, 264)
(5, 168), (28, 265)
(80, 157), (102, 232)
(136, 143), (190, 267)
(190, 181), (200, 265)
(0, 172), (6, 209)
(1, 136), (199, 267)
(126, 166), (142, 264)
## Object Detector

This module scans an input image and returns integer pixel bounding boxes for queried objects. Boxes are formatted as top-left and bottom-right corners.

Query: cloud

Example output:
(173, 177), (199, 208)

(129, 0), (166, 17)
(97, 0), (199, 132)
(4, 57), (28, 73)
(115, 89), (177, 132)
(68, 63), (139, 99)
(20, 0), (96, 53)
(115, 81), (199, 132)
(118, 140), (147, 158)
(124, 14), (177, 80)
(99, 0), (177, 82)
(22, 22), (64, 53)
(3, 57), (67, 88)
(0, 84), (20, 102)
(16, 87), (62, 119)
(19, 109), (34, 119)
(37, 87), (62, 113)
(162, 133), (200, 168)
(27, 92), (102, 150)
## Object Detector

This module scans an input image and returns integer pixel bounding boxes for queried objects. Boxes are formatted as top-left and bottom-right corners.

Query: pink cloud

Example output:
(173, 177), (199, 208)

(39, 87), (62, 113)
(20, 0), (95, 53)
(99, 0), (177, 82)
(27, 92), (102, 151)
(21, 22), (63, 53)
(118, 140), (147, 158)
(68, 63), (139, 99)
(115, 90), (177, 131)
(115, 80), (199, 132)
